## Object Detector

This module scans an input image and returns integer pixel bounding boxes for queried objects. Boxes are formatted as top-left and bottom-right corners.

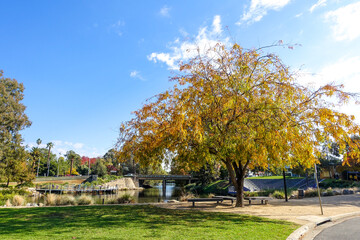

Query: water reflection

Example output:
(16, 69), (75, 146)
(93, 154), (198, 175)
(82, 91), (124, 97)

(93, 183), (182, 204)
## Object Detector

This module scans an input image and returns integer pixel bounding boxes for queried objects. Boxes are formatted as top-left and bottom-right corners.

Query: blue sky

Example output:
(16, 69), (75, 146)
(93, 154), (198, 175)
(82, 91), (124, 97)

(1, 0), (360, 157)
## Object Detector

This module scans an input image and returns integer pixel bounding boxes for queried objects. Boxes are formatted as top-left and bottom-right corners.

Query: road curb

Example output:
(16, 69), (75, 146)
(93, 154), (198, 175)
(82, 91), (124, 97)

(286, 212), (360, 240)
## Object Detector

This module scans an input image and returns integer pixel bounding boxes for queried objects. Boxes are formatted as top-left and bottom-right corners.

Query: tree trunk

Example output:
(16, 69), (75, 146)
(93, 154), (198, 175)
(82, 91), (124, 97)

(46, 148), (51, 177)
(36, 157), (40, 177)
(225, 160), (247, 207)
(70, 158), (74, 175)
(235, 176), (245, 207)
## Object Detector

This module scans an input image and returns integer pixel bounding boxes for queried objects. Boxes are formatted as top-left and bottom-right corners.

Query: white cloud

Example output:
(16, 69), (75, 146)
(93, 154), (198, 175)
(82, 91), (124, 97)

(130, 70), (145, 81)
(148, 15), (228, 70)
(237, 0), (291, 25)
(309, 0), (327, 13)
(110, 20), (125, 36)
(160, 5), (171, 17)
(179, 28), (189, 37)
(298, 56), (360, 89)
(297, 56), (360, 122)
(212, 15), (222, 34)
(325, 2), (360, 41)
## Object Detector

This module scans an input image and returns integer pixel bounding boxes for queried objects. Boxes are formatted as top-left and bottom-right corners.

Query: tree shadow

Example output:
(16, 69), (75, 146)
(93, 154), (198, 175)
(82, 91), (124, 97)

(0, 205), (296, 238)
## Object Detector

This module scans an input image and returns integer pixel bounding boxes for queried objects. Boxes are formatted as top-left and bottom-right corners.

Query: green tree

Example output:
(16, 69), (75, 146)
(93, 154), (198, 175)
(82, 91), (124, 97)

(116, 43), (360, 207)
(91, 158), (107, 177)
(57, 156), (67, 176)
(65, 150), (81, 175)
(319, 142), (341, 178)
(103, 149), (118, 166)
(0, 71), (32, 186)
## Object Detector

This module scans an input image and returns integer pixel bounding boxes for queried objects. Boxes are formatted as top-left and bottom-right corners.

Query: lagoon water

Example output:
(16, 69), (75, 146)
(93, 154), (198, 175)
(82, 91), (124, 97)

(87, 183), (182, 204)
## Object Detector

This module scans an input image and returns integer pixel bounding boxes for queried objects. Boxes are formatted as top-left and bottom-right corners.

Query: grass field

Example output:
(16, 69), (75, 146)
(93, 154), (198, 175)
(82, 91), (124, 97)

(0, 205), (298, 240)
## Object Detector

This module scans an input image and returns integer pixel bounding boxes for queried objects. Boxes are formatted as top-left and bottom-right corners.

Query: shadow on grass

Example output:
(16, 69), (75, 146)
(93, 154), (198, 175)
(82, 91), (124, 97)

(0, 205), (296, 237)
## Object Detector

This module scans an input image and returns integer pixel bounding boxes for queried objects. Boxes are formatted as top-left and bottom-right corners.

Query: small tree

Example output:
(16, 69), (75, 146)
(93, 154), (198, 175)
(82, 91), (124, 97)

(91, 158), (107, 177)
(116, 43), (360, 207)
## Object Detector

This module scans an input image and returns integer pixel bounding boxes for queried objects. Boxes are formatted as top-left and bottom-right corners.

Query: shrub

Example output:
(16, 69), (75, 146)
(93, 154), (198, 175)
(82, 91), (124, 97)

(322, 188), (334, 197)
(244, 191), (259, 197)
(105, 198), (117, 204)
(116, 194), (134, 204)
(180, 192), (196, 202)
(16, 182), (35, 188)
(46, 194), (58, 206)
(12, 195), (26, 206)
(77, 195), (93, 205)
(271, 191), (285, 199)
(305, 188), (319, 197)
(58, 195), (76, 205)
(5, 199), (12, 207)
(105, 194), (134, 204)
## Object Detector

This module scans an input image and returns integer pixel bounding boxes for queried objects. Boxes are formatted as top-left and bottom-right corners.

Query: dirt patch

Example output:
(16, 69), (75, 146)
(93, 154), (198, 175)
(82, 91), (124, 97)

(157, 194), (360, 225)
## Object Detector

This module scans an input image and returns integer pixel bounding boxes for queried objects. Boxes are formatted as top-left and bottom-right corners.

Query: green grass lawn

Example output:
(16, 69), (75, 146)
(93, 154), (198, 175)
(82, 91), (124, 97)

(0, 205), (298, 240)
(247, 176), (303, 180)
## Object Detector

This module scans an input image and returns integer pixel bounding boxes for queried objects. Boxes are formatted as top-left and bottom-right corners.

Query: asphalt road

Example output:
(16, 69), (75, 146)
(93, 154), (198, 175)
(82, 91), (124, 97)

(314, 217), (360, 240)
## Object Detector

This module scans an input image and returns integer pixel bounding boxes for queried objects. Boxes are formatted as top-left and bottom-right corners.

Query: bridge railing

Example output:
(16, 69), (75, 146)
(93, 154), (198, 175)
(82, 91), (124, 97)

(135, 175), (194, 179)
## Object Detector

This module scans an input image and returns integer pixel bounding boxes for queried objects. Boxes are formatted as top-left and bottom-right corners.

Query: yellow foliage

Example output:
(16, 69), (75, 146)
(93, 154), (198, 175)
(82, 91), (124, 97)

(65, 168), (79, 176)
(116, 42), (360, 206)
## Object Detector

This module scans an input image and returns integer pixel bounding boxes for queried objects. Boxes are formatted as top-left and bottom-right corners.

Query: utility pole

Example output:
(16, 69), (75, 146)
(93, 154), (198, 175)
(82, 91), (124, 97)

(314, 163), (324, 215)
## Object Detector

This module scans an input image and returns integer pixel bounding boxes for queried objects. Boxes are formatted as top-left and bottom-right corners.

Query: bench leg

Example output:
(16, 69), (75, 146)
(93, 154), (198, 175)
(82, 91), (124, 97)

(261, 200), (264, 204)
(192, 202), (195, 207)
(249, 200), (251, 205)
(265, 200), (268, 205)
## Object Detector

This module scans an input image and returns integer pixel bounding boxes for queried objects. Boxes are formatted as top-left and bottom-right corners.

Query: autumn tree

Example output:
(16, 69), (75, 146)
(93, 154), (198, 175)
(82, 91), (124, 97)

(0, 70), (32, 186)
(116, 43), (360, 207)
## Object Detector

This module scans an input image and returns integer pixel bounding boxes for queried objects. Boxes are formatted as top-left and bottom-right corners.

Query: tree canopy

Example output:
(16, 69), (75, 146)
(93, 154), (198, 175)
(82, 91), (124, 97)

(116, 43), (360, 207)
(0, 70), (32, 185)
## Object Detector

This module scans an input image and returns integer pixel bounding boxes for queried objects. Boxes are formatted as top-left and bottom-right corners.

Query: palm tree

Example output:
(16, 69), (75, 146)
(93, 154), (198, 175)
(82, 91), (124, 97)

(46, 142), (54, 177)
(36, 138), (42, 177)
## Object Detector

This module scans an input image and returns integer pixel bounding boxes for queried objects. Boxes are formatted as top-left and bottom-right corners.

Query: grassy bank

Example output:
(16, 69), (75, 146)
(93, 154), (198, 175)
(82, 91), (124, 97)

(0, 205), (298, 240)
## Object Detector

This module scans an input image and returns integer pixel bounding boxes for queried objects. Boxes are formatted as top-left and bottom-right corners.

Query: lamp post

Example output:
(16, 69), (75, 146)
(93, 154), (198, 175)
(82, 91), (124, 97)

(283, 170), (288, 202)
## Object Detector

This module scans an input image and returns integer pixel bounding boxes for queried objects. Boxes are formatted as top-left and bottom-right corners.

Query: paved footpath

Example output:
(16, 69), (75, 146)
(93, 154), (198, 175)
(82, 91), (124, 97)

(313, 217), (360, 240)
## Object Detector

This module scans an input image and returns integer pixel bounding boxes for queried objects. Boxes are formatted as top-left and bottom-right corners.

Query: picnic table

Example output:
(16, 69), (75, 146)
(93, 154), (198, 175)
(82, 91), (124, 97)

(188, 198), (223, 207)
(244, 196), (271, 205)
(212, 196), (237, 204)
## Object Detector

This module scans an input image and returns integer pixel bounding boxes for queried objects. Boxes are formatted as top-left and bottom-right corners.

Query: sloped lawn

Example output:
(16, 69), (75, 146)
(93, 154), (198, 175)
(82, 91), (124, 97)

(0, 205), (298, 240)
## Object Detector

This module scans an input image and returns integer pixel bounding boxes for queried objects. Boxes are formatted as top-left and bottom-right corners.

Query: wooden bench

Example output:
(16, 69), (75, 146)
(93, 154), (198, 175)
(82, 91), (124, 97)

(213, 196), (237, 204)
(244, 197), (271, 205)
(188, 198), (223, 207)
